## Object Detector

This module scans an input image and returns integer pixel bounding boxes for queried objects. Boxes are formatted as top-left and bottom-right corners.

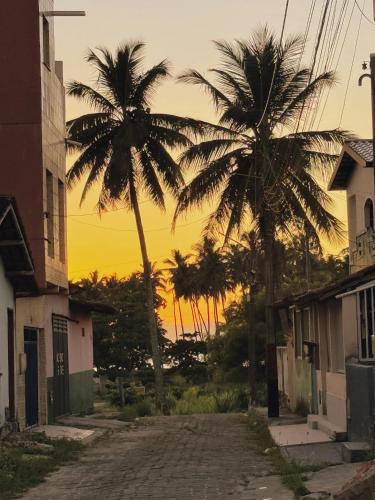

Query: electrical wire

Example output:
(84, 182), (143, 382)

(338, 0), (365, 127)
(354, 0), (375, 25)
(257, 0), (290, 127)
(69, 215), (208, 233)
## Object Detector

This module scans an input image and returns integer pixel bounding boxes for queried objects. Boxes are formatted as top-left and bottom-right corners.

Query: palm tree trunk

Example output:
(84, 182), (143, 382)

(206, 297), (211, 337)
(195, 298), (208, 337)
(172, 291), (178, 341)
(177, 299), (185, 338)
(129, 178), (165, 413)
(263, 217), (279, 418)
(190, 300), (197, 334)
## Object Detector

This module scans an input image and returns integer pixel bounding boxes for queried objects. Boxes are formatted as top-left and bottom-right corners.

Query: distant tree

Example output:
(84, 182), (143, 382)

(73, 272), (168, 396)
(166, 337), (208, 384)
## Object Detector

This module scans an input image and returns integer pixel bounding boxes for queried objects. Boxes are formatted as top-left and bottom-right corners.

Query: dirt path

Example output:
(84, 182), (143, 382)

(20, 414), (293, 500)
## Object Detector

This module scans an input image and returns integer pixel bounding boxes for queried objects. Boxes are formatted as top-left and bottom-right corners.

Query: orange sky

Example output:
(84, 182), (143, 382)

(54, 0), (374, 336)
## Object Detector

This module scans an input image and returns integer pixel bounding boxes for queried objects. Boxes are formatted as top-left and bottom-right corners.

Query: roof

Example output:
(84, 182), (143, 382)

(328, 140), (373, 191)
(69, 297), (116, 315)
(275, 263), (375, 309)
(0, 196), (37, 293)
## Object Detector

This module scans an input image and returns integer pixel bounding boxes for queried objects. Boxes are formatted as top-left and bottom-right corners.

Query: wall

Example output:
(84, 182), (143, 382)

(0, 0), (45, 287)
(346, 159), (375, 273)
(326, 372), (347, 429)
(68, 310), (94, 415)
(15, 294), (69, 429)
(277, 347), (288, 397)
(0, 260), (15, 426)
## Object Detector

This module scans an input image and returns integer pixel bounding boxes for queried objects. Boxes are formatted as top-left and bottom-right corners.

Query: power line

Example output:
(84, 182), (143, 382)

(354, 0), (375, 25)
(257, 0), (290, 127)
(338, 0), (365, 126)
(69, 215), (208, 233)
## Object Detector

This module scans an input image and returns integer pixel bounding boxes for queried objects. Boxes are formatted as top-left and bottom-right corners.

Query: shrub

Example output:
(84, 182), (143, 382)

(295, 397), (309, 417)
(134, 399), (155, 417)
(119, 406), (138, 421)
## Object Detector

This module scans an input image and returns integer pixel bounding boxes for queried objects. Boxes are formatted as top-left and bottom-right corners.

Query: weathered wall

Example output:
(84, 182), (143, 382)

(326, 372), (347, 429)
(0, 259), (15, 426)
(68, 310), (94, 415)
(15, 294), (69, 430)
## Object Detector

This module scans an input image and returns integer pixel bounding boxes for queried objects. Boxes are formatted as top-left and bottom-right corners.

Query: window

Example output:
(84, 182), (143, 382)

(358, 287), (375, 360)
(46, 170), (54, 258)
(58, 180), (65, 263)
(365, 199), (374, 230)
(42, 16), (50, 68)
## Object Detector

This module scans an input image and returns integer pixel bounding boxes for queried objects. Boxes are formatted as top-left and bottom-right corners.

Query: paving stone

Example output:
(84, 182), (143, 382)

(19, 414), (294, 500)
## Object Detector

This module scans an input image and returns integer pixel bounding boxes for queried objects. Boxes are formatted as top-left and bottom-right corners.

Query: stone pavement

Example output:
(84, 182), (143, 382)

(20, 414), (293, 500)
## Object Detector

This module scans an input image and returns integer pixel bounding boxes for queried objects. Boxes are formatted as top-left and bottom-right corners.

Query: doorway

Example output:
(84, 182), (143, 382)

(24, 328), (38, 427)
(52, 315), (69, 418)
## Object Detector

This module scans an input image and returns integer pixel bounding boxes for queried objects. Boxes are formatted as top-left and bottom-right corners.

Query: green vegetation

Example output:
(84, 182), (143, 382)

(0, 438), (83, 500)
(247, 410), (332, 498)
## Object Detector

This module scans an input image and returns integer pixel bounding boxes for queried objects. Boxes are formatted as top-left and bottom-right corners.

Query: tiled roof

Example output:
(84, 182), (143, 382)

(347, 140), (373, 163)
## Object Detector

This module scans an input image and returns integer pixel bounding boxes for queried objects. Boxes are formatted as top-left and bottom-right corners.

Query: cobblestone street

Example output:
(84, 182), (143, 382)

(21, 414), (293, 500)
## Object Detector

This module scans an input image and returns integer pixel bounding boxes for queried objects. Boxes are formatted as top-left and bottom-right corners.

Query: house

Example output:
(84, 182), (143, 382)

(277, 140), (375, 443)
(0, 0), (108, 430)
(0, 199), (37, 436)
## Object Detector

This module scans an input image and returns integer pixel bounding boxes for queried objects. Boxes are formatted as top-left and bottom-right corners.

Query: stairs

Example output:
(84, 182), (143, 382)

(307, 414), (348, 442)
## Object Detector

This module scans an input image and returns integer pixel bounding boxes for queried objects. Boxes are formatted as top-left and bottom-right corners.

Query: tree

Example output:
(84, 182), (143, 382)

(73, 272), (168, 402)
(66, 42), (197, 411)
(174, 28), (348, 416)
(193, 237), (227, 335)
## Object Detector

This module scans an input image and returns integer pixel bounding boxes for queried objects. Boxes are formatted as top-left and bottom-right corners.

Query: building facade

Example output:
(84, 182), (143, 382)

(278, 140), (375, 443)
(0, 1), (99, 430)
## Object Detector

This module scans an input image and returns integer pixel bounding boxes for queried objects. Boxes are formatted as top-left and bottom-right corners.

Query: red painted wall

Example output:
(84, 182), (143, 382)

(0, 1), (46, 287)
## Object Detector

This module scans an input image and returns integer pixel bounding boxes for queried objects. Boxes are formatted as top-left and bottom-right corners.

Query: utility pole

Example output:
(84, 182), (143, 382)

(358, 54), (375, 195)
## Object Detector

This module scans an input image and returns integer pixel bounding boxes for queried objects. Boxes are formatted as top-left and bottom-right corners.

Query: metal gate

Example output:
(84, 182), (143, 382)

(52, 315), (69, 418)
(24, 328), (38, 427)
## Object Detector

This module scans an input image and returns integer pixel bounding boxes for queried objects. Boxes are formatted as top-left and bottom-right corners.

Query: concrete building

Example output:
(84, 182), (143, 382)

(277, 140), (375, 443)
(0, 1), (105, 429)
(0, 199), (37, 436)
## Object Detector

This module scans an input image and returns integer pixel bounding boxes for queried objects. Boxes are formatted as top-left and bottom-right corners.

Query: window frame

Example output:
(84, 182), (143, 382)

(357, 286), (375, 362)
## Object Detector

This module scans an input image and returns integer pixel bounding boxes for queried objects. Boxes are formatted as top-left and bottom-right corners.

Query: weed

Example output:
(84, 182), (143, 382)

(0, 438), (83, 500)
(247, 410), (327, 498)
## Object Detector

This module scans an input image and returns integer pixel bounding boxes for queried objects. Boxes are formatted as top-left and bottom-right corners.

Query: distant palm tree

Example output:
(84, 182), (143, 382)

(164, 250), (192, 338)
(193, 238), (227, 336)
(174, 28), (348, 416)
(66, 42), (197, 412)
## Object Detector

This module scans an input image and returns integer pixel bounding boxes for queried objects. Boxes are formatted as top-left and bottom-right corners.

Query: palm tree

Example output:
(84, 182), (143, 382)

(164, 249), (196, 338)
(174, 28), (348, 416)
(66, 42), (196, 412)
(193, 238), (227, 336)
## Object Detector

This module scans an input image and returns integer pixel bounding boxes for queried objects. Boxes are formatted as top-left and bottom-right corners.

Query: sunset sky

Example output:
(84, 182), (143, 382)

(54, 0), (374, 336)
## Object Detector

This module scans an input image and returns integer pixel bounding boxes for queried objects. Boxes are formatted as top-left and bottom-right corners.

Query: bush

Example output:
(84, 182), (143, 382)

(119, 406), (138, 421)
(134, 399), (155, 417)
(295, 397), (309, 417)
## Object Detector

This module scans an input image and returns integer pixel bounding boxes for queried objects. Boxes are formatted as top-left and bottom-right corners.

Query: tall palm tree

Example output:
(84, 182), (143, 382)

(174, 28), (348, 416)
(66, 42), (196, 412)
(193, 238), (227, 336)
(164, 250), (192, 337)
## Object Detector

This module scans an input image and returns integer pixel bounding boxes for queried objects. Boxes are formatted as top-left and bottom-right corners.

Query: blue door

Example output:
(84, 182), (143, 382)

(24, 328), (38, 427)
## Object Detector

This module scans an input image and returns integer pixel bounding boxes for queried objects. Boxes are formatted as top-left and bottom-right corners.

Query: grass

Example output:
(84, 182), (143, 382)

(247, 410), (328, 498)
(0, 438), (84, 500)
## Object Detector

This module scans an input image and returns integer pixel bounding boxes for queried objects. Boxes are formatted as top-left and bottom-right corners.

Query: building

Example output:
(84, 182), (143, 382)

(0, 1), (106, 430)
(277, 140), (375, 444)
(0, 199), (37, 436)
